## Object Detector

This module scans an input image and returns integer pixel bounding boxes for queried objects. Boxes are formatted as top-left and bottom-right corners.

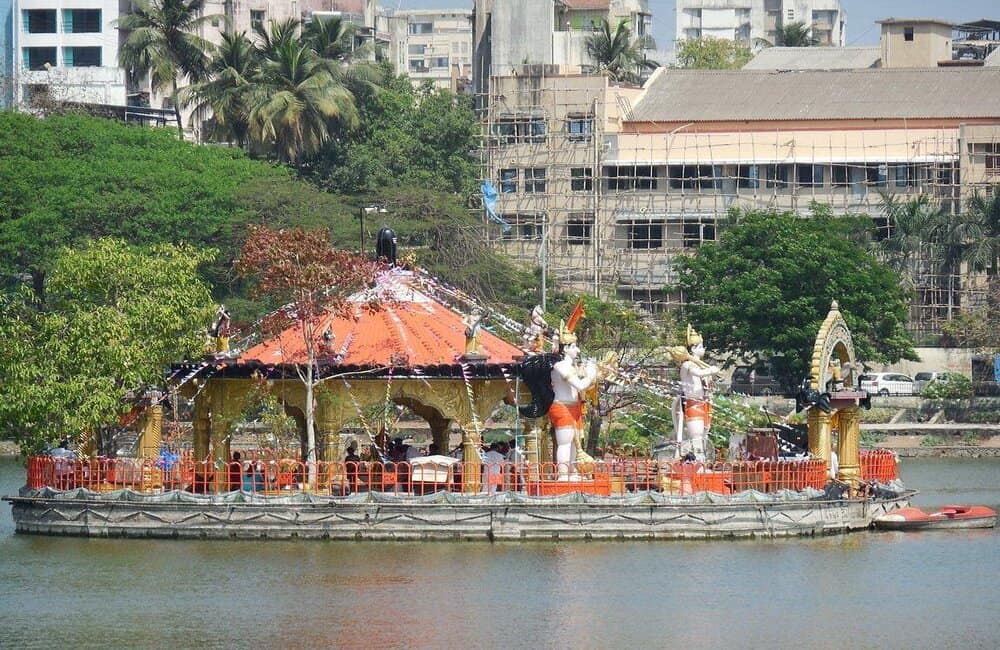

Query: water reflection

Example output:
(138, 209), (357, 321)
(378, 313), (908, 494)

(1, 457), (998, 648)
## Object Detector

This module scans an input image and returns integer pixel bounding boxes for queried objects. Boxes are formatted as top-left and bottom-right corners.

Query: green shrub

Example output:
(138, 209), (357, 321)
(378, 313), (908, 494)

(922, 373), (973, 399)
(919, 435), (946, 447)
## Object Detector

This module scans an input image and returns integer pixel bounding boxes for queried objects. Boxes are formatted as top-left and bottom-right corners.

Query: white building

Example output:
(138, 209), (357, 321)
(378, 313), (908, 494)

(11, 0), (124, 108)
(675, 0), (845, 47)
(391, 8), (472, 92)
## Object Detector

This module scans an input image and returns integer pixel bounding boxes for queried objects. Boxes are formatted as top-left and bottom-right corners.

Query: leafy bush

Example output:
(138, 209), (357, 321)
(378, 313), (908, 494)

(922, 373), (973, 399)
(919, 435), (946, 447)
(861, 407), (897, 424)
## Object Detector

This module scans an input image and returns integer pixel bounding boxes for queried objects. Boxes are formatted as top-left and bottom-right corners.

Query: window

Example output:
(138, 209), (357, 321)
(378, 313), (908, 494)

(64, 47), (101, 67)
(23, 47), (57, 71)
(567, 214), (593, 246)
(668, 165), (718, 190)
(64, 9), (101, 33)
(972, 143), (1000, 176)
(432, 57), (449, 68)
(570, 167), (593, 192)
(501, 214), (543, 241)
(606, 165), (656, 190)
(499, 168), (517, 193)
(627, 221), (664, 249)
(493, 116), (546, 144)
(409, 59), (427, 72)
(24, 9), (57, 33)
(865, 164), (888, 188)
(566, 114), (593, 141)
(904, 26), (914, 41)
(832, 164), (850, 187)
(795, 164), (824, 187)
(736, 165), (759, 189)
(524, 168), (546, 193)
(250, 10), (265, 31)
(683, 221), (716, 248)
(763, 164), (790, 189)
(408, 44), (426, 55)
(410, 22), (433, 35)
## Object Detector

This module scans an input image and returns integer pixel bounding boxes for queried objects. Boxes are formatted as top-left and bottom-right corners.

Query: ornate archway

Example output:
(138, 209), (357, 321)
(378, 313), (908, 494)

(806, 301), (865, 487)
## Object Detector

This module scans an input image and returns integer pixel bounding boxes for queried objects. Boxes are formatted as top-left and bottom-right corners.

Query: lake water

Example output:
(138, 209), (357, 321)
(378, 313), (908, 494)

(1, 456), (998, 649)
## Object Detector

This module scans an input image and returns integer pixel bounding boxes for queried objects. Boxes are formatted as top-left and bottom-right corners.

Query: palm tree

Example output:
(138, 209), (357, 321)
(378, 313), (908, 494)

(963, 187), (1000, 278)
(775, 21), (820, 47)
(874, 193), (943, 291)
(585, 19), (658, 84)
(248, 38), (359, 163)
(117, 0), (217, 137)
(183, 31), (259, 148)
(755, 21), (821, 48)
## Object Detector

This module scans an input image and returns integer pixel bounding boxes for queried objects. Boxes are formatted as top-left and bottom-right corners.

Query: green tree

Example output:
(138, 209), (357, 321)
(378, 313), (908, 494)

(0, 112), (288, 301)
(675, 209), (917, 379)
(117, 0), (217, 136)
(248, 23), (360, 163)
(586, 19), (658, 84)
(963, 186), (1000, 278)
(759, 21), (821, 47)
(0, 239), (215, 455)
(183, 31), (259, 148)
(318, 75), (479, 195)
(675, 37), (752, 69)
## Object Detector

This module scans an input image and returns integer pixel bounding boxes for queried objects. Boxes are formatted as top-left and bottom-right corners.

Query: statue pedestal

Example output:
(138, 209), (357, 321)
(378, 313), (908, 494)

(461, 352), (488, 363)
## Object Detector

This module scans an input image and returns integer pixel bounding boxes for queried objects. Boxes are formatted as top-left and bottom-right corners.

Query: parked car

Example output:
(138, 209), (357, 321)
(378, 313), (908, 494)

(858, 372), (914, 396)
(913, 372), (943, 395)
(730, 364), (797, 396)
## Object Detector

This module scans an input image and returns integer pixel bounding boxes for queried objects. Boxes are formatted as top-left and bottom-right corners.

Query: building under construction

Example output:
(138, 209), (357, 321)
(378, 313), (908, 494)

(478, 64), (1000, 337)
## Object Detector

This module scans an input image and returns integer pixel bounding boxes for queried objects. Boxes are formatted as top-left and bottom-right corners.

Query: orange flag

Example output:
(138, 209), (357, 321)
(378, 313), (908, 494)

(566, 299), (585, 332)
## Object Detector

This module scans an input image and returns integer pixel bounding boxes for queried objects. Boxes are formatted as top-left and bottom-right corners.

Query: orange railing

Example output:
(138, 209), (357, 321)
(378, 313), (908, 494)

(859, 449), (899, 483)
(22, 455), (868, 498)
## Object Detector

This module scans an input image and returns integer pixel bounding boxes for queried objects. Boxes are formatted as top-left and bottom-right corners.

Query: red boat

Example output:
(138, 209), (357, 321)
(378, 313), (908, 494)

(875, 505), (997, 531)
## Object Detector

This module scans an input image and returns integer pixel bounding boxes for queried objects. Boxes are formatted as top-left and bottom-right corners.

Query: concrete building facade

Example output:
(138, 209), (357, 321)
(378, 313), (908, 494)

(10, 0), (125, 108)
(481, 65), (1000, 335)
(675, 0), (845, 47)
(390, 8), (472, 92)
(473, 0), (653, 108)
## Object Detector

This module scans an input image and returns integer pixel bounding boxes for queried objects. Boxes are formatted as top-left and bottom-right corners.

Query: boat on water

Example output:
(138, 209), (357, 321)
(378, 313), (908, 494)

(874, 505), (997, 531)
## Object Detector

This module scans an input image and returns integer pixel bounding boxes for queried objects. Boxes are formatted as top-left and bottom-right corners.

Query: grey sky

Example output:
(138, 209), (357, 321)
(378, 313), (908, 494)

(391, 0), (999, 50)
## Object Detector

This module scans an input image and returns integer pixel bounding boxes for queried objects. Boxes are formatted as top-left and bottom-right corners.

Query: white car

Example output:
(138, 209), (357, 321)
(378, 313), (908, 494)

(858, 372), (914, 396)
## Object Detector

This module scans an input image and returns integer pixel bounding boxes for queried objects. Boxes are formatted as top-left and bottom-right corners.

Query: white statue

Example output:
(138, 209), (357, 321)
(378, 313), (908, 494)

(671, 325), (720, 460)
(549, 321), (598, 480)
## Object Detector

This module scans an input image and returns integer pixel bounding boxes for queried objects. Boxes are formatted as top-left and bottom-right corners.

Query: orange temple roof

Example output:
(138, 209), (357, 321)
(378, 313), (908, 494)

(235, 270), (523, 369)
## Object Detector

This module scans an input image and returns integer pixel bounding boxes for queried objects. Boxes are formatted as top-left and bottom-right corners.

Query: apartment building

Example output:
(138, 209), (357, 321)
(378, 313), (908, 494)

(472, 0), (653, 107)
(482, 66), (1000, 334)
(393, 8), (472, 93)
(10, 0), (124, 108)
(675, 0), (844, 47)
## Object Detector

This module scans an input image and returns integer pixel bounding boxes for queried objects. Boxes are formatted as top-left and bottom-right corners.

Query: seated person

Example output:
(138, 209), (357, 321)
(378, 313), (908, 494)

(228, 451), (243, 491)
(242, 462), (265, 493)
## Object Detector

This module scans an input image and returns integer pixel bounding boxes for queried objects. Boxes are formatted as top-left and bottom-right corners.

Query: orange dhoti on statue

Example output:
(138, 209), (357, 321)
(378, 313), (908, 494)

(549, 401), (584, 429)
(683, 398), (713, 428)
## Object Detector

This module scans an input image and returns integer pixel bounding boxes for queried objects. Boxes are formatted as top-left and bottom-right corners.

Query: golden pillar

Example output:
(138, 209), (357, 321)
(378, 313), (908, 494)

(137, 404), (163, 461)
(461, 427), (481, 493)
(807, 408), (833, 468)
(192, 389), (211, 492)
(836, 406), (862, 486)
(316, 395), (342, 491)
(540, 423), (553, 476)
(210, 385), (233, 494)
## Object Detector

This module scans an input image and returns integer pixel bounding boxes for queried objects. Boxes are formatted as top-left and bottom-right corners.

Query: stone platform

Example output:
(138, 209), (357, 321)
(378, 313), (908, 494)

(4, 489), (912, 541)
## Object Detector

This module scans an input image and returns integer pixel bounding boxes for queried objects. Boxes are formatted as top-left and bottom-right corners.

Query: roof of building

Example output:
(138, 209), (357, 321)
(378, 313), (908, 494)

(743, 46), (880, 71)
(877, 17), (955, 27)
(629, 68), (1000, 123)
(234, 270), (524, 372)
(560, 0), (611, 10)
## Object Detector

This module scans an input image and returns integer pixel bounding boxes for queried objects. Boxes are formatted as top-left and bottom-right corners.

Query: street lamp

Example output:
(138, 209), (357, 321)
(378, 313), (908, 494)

(359, 205), (386, 254)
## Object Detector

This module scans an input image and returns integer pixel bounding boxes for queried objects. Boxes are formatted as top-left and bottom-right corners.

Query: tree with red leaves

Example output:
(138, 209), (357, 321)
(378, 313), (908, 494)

(235, 225), (381, 483)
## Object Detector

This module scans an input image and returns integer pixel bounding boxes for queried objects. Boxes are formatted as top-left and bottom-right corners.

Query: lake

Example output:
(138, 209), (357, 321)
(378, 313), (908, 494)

(1, 456), (998, 649)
